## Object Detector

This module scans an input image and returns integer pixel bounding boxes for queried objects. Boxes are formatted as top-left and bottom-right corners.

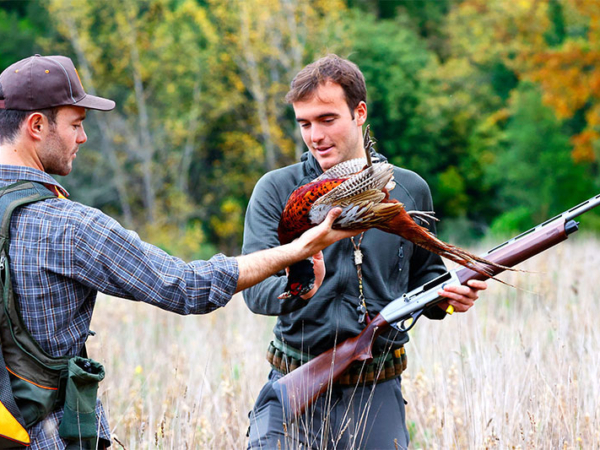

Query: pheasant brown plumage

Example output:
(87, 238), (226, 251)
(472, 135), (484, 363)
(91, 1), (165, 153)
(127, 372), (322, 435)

(277, 137), (506, 298)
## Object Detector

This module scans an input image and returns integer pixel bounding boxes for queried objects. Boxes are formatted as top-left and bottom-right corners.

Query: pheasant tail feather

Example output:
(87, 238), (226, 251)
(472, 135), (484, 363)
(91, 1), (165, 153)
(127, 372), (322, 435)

(379, 208), (503, 278)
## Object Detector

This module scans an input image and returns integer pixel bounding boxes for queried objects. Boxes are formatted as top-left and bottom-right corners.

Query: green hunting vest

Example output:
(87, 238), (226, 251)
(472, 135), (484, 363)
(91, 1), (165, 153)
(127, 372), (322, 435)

(0, 181), (105, 448)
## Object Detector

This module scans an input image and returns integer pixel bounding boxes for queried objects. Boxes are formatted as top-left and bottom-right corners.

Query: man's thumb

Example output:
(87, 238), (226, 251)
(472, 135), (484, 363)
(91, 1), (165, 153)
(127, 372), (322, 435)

(324, 207), (342, 226)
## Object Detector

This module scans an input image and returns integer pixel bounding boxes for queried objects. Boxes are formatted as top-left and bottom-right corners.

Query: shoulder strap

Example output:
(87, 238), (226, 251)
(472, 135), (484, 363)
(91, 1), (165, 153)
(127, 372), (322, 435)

(0, 181), (60, 365)
(0, 182), (64, 373)
(0, 182), (56, 242)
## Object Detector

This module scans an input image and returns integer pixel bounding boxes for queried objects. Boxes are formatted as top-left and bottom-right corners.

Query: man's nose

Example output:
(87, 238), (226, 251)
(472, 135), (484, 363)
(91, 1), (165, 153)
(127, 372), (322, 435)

(77, 126), (88, 144)
(311, 124), (324, 143)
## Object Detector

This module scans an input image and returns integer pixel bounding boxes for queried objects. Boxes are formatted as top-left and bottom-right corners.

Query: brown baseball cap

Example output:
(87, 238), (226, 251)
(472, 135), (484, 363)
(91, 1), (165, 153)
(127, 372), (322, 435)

(0, 54), (115, 111)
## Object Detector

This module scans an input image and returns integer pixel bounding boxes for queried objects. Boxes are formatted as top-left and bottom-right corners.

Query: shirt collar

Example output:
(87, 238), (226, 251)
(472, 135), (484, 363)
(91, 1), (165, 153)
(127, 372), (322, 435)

(0, 165), (70, 198)
(301, 151), (324, 178)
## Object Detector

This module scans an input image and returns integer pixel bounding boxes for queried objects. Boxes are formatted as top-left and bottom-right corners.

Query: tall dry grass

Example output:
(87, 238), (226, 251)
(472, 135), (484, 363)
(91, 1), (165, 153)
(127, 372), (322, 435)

(89, 237), (600, 449)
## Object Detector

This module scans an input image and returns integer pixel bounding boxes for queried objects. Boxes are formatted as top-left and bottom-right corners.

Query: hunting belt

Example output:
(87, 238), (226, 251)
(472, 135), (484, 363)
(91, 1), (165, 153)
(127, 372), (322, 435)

(266, 337), (407, 385)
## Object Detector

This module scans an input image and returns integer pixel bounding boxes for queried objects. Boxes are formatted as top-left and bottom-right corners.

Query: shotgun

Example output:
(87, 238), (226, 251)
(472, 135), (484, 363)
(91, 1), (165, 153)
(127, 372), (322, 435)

(273, 192), (600, 422)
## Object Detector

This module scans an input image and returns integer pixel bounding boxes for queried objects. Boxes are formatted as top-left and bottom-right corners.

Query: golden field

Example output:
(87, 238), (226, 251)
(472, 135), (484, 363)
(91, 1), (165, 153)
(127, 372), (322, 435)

(89, 237), (600, 449)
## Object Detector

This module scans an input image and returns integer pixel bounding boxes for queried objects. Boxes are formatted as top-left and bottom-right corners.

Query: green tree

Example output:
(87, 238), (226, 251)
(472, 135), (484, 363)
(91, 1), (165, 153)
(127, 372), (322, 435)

(345, 13), (437, 181)
(0, 1), (58, 69)
(199, 0), (352, 251)
(43, 0), (235, 257)
(486, 83), (594, 233)
(411, 0), (561, 235)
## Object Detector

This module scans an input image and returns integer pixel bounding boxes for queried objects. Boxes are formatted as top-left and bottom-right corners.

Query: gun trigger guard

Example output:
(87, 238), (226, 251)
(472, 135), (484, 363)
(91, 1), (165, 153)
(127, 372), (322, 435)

(398, 308), (425, 333)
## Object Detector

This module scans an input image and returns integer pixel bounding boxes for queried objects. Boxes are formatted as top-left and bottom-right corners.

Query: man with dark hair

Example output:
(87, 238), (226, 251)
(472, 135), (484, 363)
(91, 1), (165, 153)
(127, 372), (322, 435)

(243, 54), (487, 449)
(0, 54), (356, 449)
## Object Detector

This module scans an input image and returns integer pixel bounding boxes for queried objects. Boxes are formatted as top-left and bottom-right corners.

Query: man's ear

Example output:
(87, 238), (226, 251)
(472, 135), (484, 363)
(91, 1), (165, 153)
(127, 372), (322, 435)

(24, 112), (46, 142)
(355, 101), (367, 127)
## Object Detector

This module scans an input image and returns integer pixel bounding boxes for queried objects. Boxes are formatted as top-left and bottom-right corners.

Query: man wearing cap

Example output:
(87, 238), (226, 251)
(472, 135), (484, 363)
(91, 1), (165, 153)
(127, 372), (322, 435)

(0, 54), (357, 449)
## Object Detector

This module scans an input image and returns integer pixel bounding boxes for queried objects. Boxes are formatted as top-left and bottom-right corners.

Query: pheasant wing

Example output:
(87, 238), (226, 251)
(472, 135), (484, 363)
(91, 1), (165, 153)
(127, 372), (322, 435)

(309, 163), (397, 227)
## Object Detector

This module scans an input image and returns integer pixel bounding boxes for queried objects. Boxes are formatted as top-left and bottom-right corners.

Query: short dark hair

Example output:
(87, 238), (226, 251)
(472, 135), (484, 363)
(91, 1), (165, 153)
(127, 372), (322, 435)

(0, 82), (59, 145)
(285, 54), (367, 117)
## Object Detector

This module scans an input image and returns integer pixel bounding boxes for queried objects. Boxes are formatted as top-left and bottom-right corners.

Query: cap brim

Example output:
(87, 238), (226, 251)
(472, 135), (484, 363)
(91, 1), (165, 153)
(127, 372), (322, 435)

(73, 94), (116, 111)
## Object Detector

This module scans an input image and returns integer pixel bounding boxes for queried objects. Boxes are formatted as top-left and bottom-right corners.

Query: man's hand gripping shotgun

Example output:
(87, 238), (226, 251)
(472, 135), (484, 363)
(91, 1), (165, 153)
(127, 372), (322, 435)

(273, 193), (600, 422)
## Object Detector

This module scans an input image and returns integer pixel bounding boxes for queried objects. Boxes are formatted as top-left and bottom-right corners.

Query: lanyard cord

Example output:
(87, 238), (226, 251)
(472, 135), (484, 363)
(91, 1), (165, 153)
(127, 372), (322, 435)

(351, 232), (370, 325)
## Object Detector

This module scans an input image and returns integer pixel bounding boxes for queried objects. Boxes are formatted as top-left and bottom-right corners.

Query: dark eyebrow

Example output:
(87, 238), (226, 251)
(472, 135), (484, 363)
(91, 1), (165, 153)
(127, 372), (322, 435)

(295, 112), (340, 123)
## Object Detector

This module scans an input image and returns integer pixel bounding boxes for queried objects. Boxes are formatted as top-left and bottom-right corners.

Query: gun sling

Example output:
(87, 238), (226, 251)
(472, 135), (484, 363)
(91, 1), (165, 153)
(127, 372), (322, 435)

(267, 337), (407, 385)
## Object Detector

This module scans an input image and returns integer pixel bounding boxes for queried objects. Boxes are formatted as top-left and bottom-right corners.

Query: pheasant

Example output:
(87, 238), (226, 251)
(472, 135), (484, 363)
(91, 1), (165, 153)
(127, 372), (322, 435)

(278, 129), (506, 299)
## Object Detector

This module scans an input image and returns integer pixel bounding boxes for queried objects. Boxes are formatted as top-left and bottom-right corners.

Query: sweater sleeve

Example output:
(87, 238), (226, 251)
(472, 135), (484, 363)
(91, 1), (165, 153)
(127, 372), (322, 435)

(241, 171), (310, 316)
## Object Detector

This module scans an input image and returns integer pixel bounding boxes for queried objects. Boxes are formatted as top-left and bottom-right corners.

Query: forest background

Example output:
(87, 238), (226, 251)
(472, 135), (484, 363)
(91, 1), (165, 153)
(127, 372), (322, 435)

(2, 0), (600, 258)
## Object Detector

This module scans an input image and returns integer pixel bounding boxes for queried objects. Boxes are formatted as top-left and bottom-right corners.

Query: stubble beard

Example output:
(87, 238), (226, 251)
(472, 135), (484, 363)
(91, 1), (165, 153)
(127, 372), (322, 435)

(40, 129), (76, 176)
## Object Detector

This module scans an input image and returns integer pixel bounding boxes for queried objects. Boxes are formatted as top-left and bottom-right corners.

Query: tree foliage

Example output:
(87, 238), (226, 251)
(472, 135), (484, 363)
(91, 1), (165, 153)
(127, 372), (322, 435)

(1, 0), (598, 254)
(486, 83), (594, 233)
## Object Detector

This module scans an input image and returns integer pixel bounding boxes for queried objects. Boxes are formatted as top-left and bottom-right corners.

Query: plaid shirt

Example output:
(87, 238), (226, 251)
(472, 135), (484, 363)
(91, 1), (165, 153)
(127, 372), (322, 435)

(0, 165), (239, 449)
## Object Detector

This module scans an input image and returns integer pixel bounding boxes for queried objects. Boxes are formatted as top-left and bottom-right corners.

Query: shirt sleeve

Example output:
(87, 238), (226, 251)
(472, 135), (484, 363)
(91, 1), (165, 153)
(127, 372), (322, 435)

(241, 172), (309, 316)
(71, 205), (239, 315)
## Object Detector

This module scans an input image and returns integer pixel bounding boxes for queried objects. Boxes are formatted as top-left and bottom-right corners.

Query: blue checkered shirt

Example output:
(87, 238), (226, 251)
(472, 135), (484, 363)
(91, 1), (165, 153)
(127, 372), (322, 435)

(0, 165), (239, 449)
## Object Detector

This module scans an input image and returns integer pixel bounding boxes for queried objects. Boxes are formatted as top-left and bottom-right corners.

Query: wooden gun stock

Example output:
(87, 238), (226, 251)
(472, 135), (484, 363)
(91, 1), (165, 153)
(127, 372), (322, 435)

(272, 314), (389, 420)
(273, 192), (600, 422)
